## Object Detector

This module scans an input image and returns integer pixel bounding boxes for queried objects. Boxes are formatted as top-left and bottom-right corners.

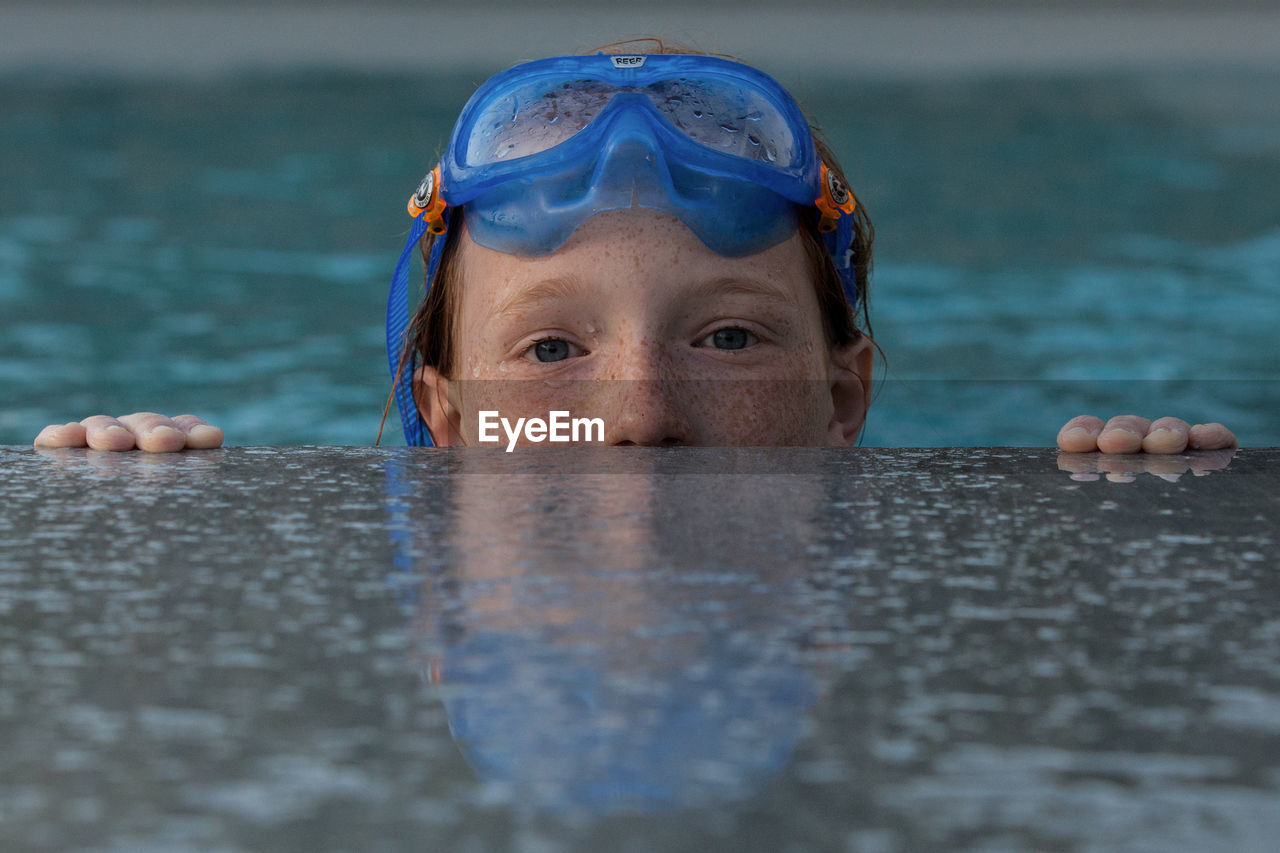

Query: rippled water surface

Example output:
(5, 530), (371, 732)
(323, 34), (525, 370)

(2, 71), (1278, 444)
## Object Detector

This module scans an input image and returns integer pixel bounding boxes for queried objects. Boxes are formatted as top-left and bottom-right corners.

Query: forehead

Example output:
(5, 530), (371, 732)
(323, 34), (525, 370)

(454, 209), (813, 315)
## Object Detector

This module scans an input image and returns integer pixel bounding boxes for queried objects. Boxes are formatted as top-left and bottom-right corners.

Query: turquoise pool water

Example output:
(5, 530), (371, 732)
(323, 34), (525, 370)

(2, 70), (1278, 446)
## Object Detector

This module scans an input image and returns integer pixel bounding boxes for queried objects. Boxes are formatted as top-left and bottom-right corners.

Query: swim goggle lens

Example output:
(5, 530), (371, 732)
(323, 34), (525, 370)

(461, 76), (802, 169)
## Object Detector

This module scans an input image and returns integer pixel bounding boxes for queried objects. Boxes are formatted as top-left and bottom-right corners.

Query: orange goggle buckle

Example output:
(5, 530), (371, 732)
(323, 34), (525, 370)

(407, 165), (448, 235)
(815, 162), (856, 233)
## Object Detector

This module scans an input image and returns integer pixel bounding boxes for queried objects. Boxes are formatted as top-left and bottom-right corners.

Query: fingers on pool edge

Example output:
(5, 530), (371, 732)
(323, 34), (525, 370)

(1188, 422), (1238, 451)
(34, 414), (223, 453)
(1056, 414), (1103, 452)
(34, 422), (89, 448)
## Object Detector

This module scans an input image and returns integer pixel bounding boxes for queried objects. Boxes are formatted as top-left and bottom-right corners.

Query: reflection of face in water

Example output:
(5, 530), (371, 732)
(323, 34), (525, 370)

(387, 449), (856, 815)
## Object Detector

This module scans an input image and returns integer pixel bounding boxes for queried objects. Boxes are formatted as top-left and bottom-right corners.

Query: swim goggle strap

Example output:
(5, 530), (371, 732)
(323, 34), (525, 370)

(816, 163), (857, 233)
(408, 156), (856, 259)
(388, 54), (861, 446)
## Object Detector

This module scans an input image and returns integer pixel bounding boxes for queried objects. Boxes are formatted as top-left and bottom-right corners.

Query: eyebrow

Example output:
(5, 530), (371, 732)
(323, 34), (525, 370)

(492, 275), (590, 318)
(696, 275), (795, 306)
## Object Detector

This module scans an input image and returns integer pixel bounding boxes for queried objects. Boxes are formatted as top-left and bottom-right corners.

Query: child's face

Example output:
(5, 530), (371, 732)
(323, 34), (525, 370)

(416, 209), (872, 447)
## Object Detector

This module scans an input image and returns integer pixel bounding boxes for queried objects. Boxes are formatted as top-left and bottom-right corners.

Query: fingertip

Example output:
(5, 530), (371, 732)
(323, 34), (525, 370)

(1057, 415), (1102, 452)
(134, 424), (187, 453)
(170, 415), (224, 449)
(1140, 427), (1189, 454)
(1096, 427), (1144, 455)
(185, 424), (225, 449)
(1057, 426), (1099, 452)
(86, 423), (136, 452)
(1188, 423), (1238, 451)
(34, 422), (87, 448)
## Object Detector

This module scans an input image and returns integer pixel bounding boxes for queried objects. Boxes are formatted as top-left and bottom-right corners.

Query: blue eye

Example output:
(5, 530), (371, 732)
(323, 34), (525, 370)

(533, 339), (571, 362)
(710, 328), (752, 350)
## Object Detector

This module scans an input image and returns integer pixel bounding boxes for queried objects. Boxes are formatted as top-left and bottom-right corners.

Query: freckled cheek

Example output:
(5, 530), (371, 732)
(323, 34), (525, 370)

(681, 379), (831, 445)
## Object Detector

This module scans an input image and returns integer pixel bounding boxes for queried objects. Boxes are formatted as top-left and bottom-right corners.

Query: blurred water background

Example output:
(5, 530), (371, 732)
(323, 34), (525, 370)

(2, 2), (1278, 446)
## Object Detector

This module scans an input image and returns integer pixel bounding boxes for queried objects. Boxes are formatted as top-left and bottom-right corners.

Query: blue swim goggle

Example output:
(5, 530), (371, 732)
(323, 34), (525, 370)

(387, 53), (858, 446)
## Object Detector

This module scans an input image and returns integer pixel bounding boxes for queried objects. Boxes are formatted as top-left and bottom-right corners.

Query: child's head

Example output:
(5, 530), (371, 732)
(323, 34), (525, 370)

(386, 44), (875, 447)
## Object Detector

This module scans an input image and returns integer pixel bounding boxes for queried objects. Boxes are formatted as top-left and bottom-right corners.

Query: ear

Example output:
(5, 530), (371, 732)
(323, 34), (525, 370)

(826, 336), (874, 446)
(413, 365), (465, 446)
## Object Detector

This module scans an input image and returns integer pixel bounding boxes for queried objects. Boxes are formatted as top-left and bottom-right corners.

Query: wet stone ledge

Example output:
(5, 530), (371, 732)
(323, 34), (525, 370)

(0, 446), (1277, 852)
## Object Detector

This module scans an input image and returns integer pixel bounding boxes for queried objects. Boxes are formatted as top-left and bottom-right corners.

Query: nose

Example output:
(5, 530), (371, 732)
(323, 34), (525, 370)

(593, 345), (694, 447)
(603, 379), (694, 446)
